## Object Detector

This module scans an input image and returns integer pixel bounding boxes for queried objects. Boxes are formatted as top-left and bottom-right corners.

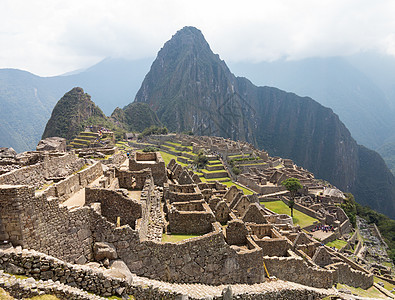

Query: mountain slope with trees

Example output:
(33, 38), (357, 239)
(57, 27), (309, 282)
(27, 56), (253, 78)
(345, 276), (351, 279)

(42, 87), (108, 141)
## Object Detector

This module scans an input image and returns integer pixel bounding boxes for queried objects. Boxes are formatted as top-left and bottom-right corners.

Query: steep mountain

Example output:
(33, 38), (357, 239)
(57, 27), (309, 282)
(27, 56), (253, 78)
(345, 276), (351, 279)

(228, 57), (394, 150)
(0, 58), (151, 153)
(42, 87), (108, 141)
(111, 102), (161, 132)
(134, 26), (395, 218)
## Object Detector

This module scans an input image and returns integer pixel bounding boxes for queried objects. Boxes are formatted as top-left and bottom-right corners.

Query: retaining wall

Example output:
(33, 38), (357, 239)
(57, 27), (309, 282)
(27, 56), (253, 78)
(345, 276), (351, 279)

(330, 262), (373, 289)
(45, 161), (103, 203)
(263, 254), (334, 288)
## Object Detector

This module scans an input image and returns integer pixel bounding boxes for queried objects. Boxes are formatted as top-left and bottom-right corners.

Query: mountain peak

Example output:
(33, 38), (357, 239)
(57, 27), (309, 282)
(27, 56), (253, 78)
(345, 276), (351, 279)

(42, 87), (106, 141)
(158, 26), (212, 59)
(173, 26), (205, 40)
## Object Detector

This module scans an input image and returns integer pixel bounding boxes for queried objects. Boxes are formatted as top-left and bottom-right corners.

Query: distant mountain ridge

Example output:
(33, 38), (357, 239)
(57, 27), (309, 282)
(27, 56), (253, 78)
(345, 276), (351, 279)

(132, 26), (395, 218)
(0, 58), (151, 152)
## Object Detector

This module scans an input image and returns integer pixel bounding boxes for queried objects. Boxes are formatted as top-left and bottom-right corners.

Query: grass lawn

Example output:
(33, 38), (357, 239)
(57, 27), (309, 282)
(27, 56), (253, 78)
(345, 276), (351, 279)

(207, 160), (221, 164)
(201, 169), (228, 174)
(374, 276), (395, 293)
(337, 283), (387, 299)
(382, 261), (394, 270)
(162, 233), (201, 243)
(260, 200), (318, 228)
(326, 239), (348, 250)
(208, 163), (224, 167)
(205, 177), (231, 181)
(159, 151), (188, 167)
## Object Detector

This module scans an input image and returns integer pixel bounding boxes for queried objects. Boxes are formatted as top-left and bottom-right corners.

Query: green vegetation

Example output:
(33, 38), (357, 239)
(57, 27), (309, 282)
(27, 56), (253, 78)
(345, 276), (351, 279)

(223, 181), (254, 195)
(341, 193), (357, 227)
(326, 239), (348, 250)
(166, 141), (182, 147)
(281, 178), (302, 217)
(336, 283), (386, 299)
(374, 276), (395, 293)
(159, 151), (188, 167)
(162, 233), (201, 243)
(138, 125), (168, 139)
(207, 160), (221, 165)
(201, 177), (231, 183)
(261, 200), (318, 228)
(357, 203), (395, 264)
(193, 151), (208, 168)
(115, 102), (162, 133)
(42, 87), (112, 142)
(142, 146), (159, 152)
(232, 166), (241, 175)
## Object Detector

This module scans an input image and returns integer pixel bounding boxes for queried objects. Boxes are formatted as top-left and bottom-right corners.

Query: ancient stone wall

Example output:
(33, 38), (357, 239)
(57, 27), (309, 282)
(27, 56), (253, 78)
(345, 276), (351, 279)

(129, 152), (166, 186)
(167, 201), (216, 234)
(93, 216), (264, 285)
(320, 232), (341, 244)
(263, 254), (334, 288)
(0, 248), (128, 297)
(331, 262), (374, 289)
(104, 152), (126, 167)
(0, 153), (84, 189)
(0, 182), (264, 286)
(202, 170), (228, 179)
(44, 161), (103, 203)
(79, 162), (103, 186)
(51, 173), (81, 202)
(238, 175), (285, 195)
(0, 186), (24, 245)
(116, 169), (151, 190)
(0, 185), (94, 264)
(85, 188), (142, 229)
(254, 238), (290, 257)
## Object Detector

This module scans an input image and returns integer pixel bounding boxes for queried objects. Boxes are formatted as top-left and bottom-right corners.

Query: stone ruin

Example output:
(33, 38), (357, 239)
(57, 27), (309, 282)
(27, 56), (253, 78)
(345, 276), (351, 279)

(36, 137), (67, 152)
(0, 137), (376, 298)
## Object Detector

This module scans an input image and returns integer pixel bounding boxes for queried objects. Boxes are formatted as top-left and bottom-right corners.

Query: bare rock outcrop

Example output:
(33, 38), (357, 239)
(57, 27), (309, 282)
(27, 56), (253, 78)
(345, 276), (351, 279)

(36, 137), (66, 152)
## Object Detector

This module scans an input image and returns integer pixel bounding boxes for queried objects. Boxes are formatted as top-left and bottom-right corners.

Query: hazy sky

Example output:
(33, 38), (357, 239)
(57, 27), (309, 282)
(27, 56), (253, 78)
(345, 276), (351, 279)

(1, 0), (395, 76)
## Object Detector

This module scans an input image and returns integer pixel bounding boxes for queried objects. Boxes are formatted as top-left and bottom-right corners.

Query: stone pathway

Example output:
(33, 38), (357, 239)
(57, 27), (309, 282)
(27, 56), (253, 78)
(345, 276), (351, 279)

(130, 273), (340, 299)
(146, 188), (165, 242)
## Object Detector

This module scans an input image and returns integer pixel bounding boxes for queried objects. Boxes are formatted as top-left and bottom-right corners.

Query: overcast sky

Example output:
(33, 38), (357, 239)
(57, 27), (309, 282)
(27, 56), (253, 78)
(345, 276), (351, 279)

(1, 0), (395, 76)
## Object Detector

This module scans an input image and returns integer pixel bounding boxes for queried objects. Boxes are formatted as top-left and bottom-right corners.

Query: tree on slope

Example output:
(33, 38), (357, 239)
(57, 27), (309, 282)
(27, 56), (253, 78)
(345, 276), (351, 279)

(281, 177), (302, 217)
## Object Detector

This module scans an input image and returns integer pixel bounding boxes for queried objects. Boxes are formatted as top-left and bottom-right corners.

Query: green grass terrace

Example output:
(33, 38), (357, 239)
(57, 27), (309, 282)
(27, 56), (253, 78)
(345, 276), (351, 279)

(326, 239), (348, 250)
(162, 233), (201, 243)
(260, 200), (318, 228)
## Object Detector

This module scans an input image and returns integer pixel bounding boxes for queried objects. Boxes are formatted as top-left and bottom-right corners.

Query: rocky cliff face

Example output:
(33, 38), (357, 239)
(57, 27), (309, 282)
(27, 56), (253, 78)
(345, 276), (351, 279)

(134, 26), (395, 218)
(42, 87), (107, 141)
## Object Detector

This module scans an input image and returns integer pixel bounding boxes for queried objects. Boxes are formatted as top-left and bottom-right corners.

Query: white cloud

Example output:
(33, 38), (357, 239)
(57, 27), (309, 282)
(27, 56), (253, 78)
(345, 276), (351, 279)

(0, 0), (394, 76)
